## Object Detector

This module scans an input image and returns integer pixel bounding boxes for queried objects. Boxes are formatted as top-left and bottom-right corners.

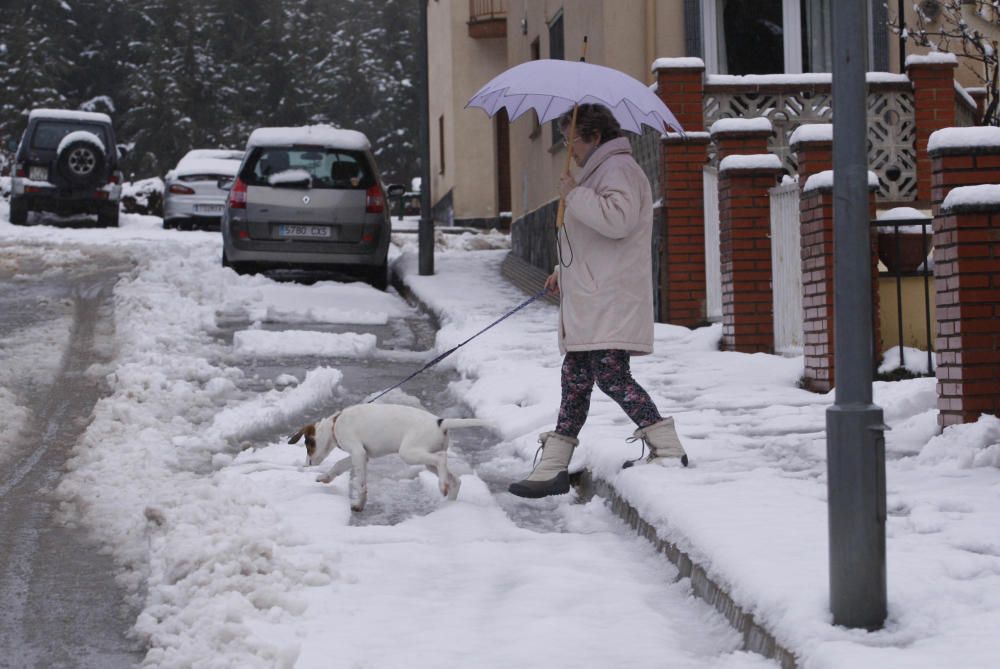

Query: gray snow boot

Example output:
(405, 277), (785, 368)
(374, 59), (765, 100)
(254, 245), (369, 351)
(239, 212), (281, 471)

(508, 431), (578, 498)
(629, 417), (689, 467)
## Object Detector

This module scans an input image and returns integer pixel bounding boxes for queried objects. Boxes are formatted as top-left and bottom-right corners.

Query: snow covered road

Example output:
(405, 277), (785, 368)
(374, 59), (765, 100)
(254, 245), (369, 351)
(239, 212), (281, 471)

(0, 247), (142, 668)
(0, 211), (776, 668)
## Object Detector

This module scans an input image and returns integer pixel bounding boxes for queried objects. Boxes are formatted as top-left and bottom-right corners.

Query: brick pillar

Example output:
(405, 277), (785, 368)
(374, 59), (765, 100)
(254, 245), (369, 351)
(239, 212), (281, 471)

(929, 127), (1000, 214)
(789, 123), (833, 185)
(654, 58), (705, 133)
(661, 133), (712, 325)
(655, 58), (709, 326)
(934, 194), (1000, 427)
(800, 172), (881, 393)
(718, 154), (783, 353)
(929, 133), (1000, 427)
(711, 118), (773, 161)
(906, 54), (958, 204)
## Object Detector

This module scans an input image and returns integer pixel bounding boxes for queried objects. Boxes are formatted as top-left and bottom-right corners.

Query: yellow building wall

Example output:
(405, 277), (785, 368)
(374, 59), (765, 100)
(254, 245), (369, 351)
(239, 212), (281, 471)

(428, 0), (508, 223)
(878, 275), (936, 353)
(506, 0), (686, 221)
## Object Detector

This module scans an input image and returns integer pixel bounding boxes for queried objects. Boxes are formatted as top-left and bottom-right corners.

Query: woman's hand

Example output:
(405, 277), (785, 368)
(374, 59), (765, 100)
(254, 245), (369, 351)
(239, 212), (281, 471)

(558, 172), (577, 199)
(544, 271), (560, 295)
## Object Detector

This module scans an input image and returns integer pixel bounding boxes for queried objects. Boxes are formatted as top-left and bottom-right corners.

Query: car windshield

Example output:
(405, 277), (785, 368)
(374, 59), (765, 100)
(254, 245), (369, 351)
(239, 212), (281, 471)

(242, 147), (374, 190)
(31, 121), (109, 151)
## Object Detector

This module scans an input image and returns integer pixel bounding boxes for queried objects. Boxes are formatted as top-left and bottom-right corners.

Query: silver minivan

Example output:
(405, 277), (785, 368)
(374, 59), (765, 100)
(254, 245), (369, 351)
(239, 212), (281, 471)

(220, 126), (404, 289)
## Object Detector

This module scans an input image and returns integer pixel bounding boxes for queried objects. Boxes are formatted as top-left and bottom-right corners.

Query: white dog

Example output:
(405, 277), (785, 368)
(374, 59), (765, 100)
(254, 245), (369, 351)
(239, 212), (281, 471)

(289, 404), (492, 512)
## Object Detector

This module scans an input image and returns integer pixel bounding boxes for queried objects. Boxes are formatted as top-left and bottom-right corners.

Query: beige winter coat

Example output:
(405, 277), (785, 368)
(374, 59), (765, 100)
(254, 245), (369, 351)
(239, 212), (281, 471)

(557, 136), (654, 355)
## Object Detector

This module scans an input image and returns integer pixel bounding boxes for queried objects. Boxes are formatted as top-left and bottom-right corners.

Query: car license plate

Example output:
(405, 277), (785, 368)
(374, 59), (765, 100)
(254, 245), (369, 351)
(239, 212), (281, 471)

(195, 204), (224, 214)
(278, 224), (333, 239)
(29, 166), (48, 181)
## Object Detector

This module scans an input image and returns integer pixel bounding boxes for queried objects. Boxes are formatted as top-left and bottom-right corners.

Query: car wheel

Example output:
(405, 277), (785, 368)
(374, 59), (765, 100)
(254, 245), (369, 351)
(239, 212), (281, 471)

(98, 204), (120, 228)
(366, 261), (389, 291)
(163, 218), (177, 230)
(9, 197), (28, 225)
(57, 137), (106, 188)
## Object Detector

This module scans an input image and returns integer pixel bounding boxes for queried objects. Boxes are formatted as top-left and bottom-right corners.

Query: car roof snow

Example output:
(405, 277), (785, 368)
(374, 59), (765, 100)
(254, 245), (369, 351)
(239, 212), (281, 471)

(247, 125), (370, 151)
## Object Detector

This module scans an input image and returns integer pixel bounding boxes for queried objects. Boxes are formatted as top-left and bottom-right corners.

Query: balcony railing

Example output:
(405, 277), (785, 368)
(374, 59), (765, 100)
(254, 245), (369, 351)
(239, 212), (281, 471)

(468, 0), (506, 39)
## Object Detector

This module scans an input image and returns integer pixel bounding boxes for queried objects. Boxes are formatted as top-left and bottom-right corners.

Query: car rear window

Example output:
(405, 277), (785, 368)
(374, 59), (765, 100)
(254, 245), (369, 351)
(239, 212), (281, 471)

(241, 147), (375, 190)
(31, 121), (109, 151)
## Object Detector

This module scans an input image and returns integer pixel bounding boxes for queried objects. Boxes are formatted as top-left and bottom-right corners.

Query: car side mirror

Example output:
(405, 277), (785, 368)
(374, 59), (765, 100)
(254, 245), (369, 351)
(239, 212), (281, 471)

(117, 144), (130, 159)
(386, 183), (406, 198)
(217, 176), (235, 190)
(5, 138), (17, 152)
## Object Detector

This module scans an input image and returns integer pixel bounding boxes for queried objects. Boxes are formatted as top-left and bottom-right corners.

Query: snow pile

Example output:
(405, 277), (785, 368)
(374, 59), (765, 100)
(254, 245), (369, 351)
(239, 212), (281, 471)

(248, 126), (370, 151)
(268, 169), (312, 186)
(233, 330), (377, 358)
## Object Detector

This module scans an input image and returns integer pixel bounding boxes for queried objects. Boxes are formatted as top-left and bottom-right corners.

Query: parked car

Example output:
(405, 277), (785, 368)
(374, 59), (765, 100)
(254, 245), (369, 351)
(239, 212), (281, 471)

(163, 149), (244, 229)
(220, 126), (405, 289)
(8, 108), (126, 227)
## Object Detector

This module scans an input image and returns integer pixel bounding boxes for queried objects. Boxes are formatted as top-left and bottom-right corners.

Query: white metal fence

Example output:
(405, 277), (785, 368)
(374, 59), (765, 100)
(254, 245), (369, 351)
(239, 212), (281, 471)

(703, 166), (722, 322)
(769, 181), (803, 355)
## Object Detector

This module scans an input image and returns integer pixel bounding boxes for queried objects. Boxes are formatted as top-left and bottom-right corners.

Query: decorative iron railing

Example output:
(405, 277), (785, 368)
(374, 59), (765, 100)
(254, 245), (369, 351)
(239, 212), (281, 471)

(704, 75), (917, 202)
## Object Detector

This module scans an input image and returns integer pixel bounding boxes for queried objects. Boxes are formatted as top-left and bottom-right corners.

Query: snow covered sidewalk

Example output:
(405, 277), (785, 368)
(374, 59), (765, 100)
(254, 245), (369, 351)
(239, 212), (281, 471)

(395, 245), (1000, 669)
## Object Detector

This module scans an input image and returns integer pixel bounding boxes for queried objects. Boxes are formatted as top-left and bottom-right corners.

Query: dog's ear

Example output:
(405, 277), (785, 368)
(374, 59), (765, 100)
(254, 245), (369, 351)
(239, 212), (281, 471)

(288, 424), (313, 445)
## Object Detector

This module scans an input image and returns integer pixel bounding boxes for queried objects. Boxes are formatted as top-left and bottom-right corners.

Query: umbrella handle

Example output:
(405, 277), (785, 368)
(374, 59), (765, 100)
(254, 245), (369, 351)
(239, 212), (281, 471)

(555, 105), (580, 229)
(556, 37), (588, 230)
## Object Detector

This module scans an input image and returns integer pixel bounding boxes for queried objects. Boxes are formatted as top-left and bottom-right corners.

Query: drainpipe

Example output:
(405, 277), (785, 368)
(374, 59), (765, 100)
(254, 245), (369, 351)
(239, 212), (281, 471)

(645, 0), (656, 84)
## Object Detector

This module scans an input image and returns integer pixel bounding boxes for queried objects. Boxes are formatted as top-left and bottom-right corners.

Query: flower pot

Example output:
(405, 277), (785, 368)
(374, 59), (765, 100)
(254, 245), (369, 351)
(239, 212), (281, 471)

(877, 230), (931, 274)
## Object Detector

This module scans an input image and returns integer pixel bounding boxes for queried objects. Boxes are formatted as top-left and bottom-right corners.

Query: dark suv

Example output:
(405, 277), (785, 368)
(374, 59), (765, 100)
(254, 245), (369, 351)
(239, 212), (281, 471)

(9, 109), (126, 227)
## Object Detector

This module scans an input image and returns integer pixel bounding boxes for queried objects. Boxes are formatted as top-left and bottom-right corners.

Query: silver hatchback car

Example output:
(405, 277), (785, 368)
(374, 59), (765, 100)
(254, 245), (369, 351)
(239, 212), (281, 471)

(220, 126), (403, 289)
(163, 149), (244, 230)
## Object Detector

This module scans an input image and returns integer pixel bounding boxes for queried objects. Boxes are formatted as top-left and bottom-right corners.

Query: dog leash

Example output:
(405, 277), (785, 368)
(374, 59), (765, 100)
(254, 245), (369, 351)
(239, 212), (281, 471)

(366, 288), (549, 403)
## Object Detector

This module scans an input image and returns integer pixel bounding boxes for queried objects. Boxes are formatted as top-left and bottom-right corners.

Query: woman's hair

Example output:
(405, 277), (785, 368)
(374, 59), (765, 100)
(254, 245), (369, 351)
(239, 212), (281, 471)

(558, 104), (623, 145)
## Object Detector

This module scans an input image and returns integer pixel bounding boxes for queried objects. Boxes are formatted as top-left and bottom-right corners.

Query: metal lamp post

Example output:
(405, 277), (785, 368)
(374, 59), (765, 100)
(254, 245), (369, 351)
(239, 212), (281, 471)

(828, 0), (888, 630)
(417, 0), (434, 275)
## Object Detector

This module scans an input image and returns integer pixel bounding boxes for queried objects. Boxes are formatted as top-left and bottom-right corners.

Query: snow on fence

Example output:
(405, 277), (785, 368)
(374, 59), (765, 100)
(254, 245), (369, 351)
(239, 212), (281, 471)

(769, 180), (803, 355)
(703, 165), (722, 322)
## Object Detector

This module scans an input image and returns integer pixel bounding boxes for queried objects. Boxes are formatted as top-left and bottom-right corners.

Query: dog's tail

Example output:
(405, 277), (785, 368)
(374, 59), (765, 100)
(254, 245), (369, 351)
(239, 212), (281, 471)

(438, 418), (495, 432)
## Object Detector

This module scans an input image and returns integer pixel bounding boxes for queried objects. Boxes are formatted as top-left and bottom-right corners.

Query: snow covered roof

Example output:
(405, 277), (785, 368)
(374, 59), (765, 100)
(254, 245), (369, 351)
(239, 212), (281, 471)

(718, 153), (783, 173)
(172, 158), (242, 179)
(789, 123), (833, 146)
(28, 108), (112, 124)
(247, 126), (370, 151)
(709, 117), (773, 135)
(877, 206), (930, 220)
(941, 184), (1000, 212)
(928, 127), (1000, 153)
(803, 169), (879, 193)
(179, 149), (244, 163)
(905, 52), (958, 68)
(707, 72), (909, 86)
(650, 57), (705, 71)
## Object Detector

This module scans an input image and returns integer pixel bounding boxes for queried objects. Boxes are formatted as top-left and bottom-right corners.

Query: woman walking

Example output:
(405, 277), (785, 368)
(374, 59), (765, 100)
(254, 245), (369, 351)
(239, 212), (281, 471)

(509, 104), (689, 499)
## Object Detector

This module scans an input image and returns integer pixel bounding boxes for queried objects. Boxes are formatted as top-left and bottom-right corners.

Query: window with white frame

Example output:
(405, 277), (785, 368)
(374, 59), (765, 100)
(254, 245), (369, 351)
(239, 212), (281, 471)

(701, 0), (851, 75)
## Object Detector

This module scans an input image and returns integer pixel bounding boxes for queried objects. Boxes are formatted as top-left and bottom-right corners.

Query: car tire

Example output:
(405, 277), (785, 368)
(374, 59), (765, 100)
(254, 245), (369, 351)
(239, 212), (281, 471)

(163, 218), (177, 230)
(57, 138), (106, 188)
(9, 197), (28, 225)
(366, 261), (389, 291)
(98, 204), (120, 227)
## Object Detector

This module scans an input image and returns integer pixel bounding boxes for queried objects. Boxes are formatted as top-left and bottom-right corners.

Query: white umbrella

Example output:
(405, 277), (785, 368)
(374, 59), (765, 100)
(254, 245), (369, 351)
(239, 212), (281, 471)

(466, 59), (684, 135)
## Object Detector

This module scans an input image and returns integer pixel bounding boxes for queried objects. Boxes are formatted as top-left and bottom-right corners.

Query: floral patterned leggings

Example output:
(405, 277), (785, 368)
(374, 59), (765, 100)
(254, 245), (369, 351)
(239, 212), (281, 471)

(555, 349), (662, 438)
